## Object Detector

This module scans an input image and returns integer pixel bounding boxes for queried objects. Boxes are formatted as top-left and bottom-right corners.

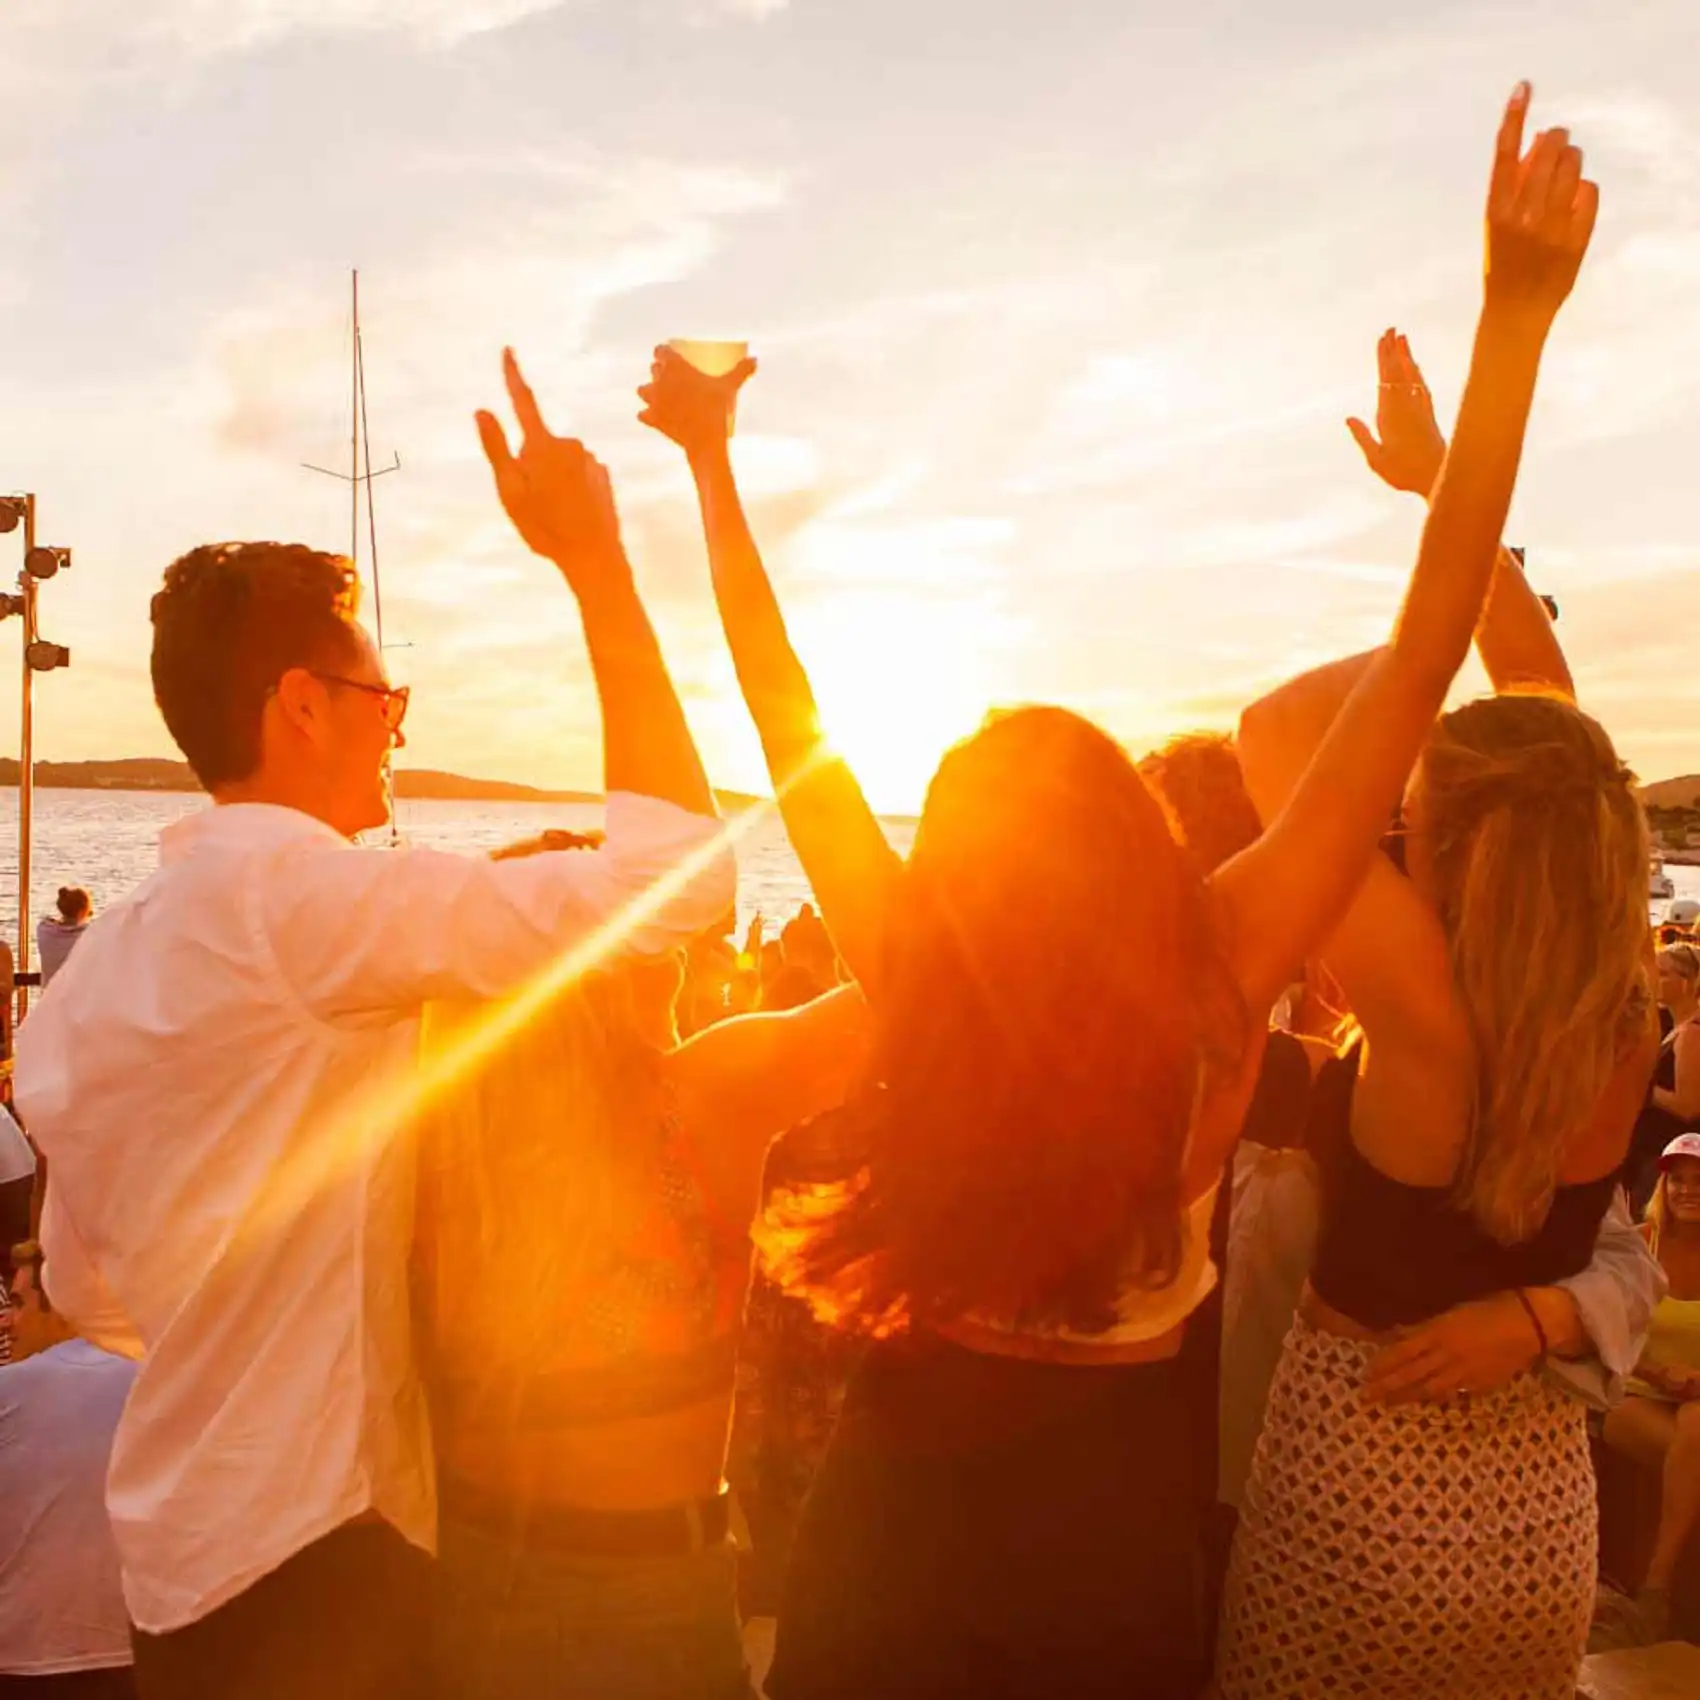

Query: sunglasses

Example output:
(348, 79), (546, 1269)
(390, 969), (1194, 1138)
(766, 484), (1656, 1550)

(312, 672), (411, 734)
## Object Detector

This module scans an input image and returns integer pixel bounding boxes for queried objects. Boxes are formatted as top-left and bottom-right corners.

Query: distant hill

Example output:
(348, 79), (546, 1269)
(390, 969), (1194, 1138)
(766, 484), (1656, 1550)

(0, 757), (763, 813)
(1641, 774), (1700, 810)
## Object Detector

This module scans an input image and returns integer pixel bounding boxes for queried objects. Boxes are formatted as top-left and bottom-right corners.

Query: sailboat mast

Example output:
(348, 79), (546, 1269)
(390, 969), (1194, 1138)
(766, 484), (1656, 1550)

(357, 316), (385, 655)
(350, 270), (361, 569)
(301, 269), (403, 843)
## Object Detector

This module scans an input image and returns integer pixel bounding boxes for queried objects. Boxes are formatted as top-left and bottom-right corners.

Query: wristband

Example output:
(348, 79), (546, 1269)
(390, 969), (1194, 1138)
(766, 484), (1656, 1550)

(1513, 1286), (1549, 1361)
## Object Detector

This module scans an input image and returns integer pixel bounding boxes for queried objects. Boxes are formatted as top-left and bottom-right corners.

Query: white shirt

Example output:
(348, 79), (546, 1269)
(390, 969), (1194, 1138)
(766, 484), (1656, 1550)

(0, 1340), (138, 1674)
(1219, 1142), (1321, 1509)
(14, 793), (734, 1634)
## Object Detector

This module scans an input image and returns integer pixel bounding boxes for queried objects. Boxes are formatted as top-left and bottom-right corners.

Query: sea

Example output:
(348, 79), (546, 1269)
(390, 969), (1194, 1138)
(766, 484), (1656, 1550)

(0, 788), (1691, 953)
(0, 789), (919, 950)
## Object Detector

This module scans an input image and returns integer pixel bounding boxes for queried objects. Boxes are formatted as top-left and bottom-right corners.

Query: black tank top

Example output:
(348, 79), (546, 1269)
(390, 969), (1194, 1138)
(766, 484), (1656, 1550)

(1308, 1072), (1616, 1329)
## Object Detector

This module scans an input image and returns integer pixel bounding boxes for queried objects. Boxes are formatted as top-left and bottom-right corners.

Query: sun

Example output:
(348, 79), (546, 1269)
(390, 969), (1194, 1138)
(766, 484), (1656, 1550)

(790, 589), (1001, 817)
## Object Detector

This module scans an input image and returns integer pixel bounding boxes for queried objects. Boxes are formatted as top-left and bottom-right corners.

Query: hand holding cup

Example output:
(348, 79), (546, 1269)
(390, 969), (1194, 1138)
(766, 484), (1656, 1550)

(638, 342), (757, 462)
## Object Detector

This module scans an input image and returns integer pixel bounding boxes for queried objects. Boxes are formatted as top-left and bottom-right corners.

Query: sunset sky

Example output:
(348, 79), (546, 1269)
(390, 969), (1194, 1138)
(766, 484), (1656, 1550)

(1, 0), (1697, 813)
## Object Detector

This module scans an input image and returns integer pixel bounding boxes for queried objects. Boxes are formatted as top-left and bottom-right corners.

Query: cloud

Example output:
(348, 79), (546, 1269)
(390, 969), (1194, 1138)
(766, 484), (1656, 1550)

(11, 0), (573, 61)
(206, 150), (788, 463)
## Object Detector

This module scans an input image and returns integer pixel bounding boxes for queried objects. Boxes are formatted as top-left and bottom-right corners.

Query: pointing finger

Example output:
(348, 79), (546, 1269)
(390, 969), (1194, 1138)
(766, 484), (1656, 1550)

(503, 347), (548, 442)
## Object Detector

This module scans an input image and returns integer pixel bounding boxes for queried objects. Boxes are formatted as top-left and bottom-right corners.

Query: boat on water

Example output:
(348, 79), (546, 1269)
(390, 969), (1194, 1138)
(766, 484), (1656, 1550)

(1651, 857), (1677, 902)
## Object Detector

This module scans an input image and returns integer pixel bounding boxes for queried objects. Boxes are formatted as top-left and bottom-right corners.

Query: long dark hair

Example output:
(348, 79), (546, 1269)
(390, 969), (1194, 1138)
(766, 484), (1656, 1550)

(758, 706), (1246, 1338)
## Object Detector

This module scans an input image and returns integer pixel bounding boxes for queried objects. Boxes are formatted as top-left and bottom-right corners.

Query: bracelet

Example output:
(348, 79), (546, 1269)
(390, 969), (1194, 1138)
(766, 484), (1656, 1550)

(1513, 1287), (1550, 1362)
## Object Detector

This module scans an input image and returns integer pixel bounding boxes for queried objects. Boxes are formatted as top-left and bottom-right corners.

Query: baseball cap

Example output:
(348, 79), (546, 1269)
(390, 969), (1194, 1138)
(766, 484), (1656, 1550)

(1660, 1132), (1700, 1169)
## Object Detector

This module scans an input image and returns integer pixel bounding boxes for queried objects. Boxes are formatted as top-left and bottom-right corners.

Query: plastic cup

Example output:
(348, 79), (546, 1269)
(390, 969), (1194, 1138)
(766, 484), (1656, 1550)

(667, 338), (749, 436)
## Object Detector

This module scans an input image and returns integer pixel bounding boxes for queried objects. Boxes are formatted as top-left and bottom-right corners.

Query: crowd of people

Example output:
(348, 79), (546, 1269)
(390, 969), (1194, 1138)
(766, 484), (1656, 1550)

(2, 82), (1699, 1699)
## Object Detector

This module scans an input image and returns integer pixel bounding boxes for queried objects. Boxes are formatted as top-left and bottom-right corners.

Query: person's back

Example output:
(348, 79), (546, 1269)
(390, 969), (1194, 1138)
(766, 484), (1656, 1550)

(17, 816), (442, 1619)
(0, 1340), (137, 1692)
(36, 891), (92, 991)
(416, 950), (867, 1700)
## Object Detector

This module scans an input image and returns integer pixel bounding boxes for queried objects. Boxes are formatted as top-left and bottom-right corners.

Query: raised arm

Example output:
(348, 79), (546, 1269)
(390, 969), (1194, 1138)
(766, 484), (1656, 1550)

(479, 348), (719, 818)
(1347, 328), (1573, 698)
(259, 354), (741, 1020)
(1218, 87), (1598, 1013)
(638, 350), (901, 991)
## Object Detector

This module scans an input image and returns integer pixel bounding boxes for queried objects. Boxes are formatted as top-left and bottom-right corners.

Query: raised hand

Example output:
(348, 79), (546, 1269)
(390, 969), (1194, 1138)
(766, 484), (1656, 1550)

(1483, 82), (1599, 321)
(638, 345), (757, 462)
(1346, 330), (1447, 497)
(476, 348), (627, 595)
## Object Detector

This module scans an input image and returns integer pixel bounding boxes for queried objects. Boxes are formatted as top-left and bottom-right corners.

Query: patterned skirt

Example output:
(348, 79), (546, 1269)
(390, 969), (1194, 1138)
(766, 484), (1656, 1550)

(1214, 1314), (1596, 1700)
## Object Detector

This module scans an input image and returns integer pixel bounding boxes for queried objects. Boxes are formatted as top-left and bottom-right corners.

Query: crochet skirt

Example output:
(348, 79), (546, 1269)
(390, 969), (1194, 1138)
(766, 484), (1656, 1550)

(1214, 1313), (1595, 1699)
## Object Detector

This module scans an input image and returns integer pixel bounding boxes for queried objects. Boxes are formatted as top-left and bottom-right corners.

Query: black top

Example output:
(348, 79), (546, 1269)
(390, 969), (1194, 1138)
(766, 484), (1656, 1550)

(1309, 1075), (1616, 1329)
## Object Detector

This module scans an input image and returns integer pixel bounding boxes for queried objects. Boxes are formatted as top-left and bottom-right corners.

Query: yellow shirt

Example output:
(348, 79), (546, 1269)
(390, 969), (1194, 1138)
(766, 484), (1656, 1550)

(1626, 1295), (1700, 1402)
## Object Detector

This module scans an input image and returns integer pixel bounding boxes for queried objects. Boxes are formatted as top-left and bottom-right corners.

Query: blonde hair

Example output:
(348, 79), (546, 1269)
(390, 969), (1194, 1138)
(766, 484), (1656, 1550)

(1660, 944), (1700, 987)
(1647, 1174), (1670, 1260)
(1416, 692), (1652, 1244)
(413, 973), (661, 1422)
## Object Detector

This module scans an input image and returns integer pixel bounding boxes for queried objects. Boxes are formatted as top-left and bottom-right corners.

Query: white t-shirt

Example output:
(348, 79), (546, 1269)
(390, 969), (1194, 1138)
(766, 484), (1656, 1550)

(0, 1104), (33, 1186)
(0, 1340), (137, 1674)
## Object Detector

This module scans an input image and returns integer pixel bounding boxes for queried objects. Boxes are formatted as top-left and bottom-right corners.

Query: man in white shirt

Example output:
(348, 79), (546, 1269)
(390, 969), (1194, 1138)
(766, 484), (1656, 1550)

(0, 1247), (137, 1698)
(14, 351), (736, 1700)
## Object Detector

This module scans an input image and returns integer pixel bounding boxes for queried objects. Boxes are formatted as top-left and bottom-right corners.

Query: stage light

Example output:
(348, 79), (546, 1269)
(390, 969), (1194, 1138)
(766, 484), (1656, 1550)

(25, 640), (69, 672)
(0, 498), (24, 535)
(0, 594), (24, 620)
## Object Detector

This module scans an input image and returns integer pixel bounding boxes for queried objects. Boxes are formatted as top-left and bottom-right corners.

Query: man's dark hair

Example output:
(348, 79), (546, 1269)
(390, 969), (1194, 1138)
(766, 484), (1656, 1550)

(150, 543), (361, 788)
(8, 1240), (50, 1315)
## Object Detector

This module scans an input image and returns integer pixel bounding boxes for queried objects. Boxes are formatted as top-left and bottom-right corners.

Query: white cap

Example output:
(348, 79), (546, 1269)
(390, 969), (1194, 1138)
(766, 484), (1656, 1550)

(1660, 1132), (1700, 1169)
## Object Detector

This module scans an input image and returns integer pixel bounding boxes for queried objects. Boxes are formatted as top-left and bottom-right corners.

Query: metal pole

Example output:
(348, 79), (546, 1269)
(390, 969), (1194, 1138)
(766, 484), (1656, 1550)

(17, 495), (36, 1024)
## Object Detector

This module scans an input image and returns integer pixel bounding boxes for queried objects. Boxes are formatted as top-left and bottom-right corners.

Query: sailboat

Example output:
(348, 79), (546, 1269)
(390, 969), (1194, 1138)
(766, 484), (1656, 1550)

(304, 270), (403, 845)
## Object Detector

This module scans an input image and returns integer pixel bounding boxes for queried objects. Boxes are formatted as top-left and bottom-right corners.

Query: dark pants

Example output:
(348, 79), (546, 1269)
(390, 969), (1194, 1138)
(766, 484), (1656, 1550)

(434, 1510), (753, 1700)
(130, 1521), (428, 1700)
(0, 1675), (136, 1700)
